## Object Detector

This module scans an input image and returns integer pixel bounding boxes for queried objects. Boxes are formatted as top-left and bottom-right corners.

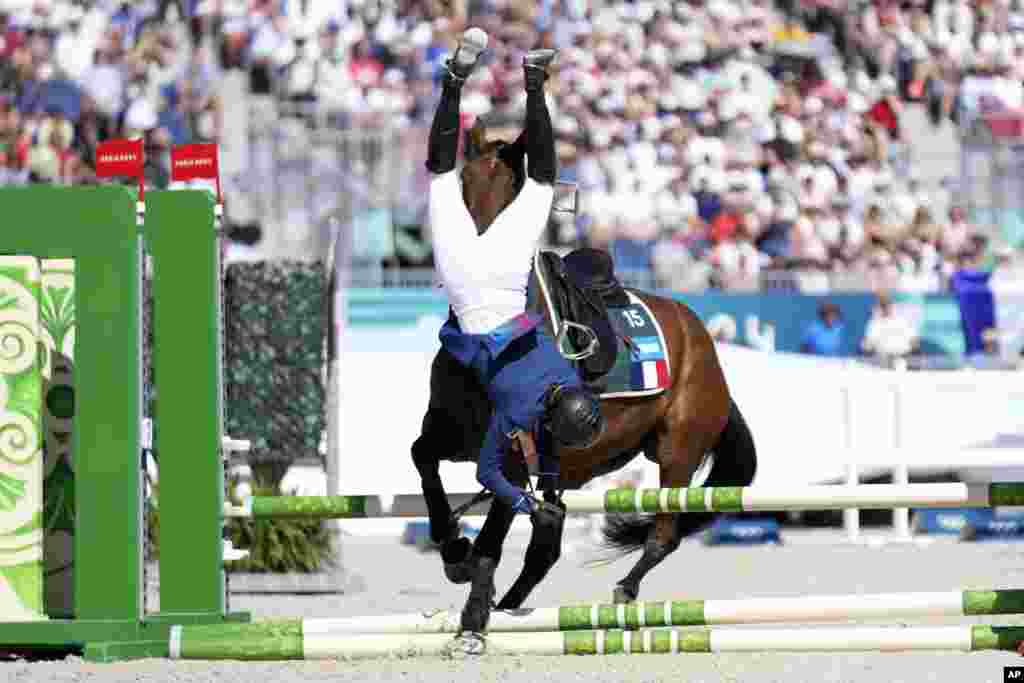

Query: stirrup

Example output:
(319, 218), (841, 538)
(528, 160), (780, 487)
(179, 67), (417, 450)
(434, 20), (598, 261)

(556, 320), (599, 361)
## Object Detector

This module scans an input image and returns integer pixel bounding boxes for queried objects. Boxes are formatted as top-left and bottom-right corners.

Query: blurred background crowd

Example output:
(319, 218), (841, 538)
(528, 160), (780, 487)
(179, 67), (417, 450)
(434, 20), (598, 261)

(3, 0), (1024, 298)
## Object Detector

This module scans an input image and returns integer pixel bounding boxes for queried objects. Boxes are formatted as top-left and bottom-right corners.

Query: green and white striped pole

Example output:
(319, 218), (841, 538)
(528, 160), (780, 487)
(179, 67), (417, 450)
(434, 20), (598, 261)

(222, 483), (1024, 519)
(165, 589), (1024, 637)
(168, 624), (1024, 660)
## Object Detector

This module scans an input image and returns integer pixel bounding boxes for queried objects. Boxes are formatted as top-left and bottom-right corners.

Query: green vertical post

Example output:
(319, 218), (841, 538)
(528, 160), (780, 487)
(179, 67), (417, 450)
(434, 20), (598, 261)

(0, 186), (143, 622)
(147, 190), (224, 617)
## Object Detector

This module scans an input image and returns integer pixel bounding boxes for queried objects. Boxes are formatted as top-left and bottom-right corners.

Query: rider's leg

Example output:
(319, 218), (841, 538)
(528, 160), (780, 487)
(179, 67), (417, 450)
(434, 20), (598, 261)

(424, 28), (487, 175)
(480, 50), (558, 247)
(523, 49), (557, 185)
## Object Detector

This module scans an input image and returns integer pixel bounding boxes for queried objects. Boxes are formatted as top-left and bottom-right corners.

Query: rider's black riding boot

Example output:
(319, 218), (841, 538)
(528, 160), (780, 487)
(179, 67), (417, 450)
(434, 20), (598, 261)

(523, 49), (557, 184)
(425, 31), (487, 174)
(425, 71), (464, 175)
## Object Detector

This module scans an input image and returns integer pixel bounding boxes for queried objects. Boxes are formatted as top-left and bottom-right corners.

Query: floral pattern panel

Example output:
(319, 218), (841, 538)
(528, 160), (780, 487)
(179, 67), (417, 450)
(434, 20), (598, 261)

(41, 259), (74, 618)
(0, 256), (44, 621)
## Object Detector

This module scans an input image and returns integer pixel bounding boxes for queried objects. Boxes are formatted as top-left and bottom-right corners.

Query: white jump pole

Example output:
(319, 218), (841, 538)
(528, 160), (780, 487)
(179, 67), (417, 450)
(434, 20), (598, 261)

(169, 588), (1024, 636)
(168, 623), (1024, 660)
(222, 482), (1024, 518)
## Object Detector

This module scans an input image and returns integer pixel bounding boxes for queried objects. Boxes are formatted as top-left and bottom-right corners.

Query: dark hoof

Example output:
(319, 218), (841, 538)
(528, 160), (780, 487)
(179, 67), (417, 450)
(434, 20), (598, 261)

(442, 537), (474, 584)
(613, 584), (636, 604)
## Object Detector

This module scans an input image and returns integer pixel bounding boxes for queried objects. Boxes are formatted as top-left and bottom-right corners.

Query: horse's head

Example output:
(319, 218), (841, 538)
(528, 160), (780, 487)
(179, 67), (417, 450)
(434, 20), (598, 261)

(461, 122), (524, 234)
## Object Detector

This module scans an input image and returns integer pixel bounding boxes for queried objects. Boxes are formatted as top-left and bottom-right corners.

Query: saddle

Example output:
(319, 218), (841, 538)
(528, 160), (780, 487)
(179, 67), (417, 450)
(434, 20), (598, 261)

(527, 247), (630, 390)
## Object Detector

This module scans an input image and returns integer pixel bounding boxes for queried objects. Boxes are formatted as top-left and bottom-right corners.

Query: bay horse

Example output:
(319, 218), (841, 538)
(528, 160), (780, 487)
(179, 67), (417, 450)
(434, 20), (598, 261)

(411, 123), (757, 644)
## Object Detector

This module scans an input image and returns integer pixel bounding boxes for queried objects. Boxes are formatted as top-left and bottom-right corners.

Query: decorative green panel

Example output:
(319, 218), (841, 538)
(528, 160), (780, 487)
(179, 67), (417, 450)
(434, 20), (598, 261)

(0, 256), (45, 620)
(40, 259), (75, 618)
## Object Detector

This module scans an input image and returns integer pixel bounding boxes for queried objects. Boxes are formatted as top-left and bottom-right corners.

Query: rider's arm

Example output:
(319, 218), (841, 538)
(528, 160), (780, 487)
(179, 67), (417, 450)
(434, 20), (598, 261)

(477, 423), (534, 514)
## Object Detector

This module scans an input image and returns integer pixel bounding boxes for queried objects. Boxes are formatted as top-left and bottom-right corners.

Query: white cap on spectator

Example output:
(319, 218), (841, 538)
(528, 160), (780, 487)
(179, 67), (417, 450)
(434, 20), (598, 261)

(778, 115), (804, 144)
(979, 32), (1001, 55)
(639, 117), (662, 141)
(755, 193), (775, 219)
(719, 94), (740, 121)
(125, 98), (158, 132)
(755, 118), (777, 143)
(827, 69), (848, 91)
(690, 164), (725, 194)
(853, 70), (873, 95)
(648, 43), (670, 69)
(848, 93), (869, 113)
(709, 0), (741, 22)
(675, 41), (706, 64)
(411, 22), (432, 48)
(778, 201), (798, 222)
(874, 168), (894, 189)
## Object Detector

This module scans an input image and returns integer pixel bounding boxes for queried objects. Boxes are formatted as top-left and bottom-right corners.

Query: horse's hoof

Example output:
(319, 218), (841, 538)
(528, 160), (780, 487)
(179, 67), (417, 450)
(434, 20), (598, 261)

(445, 632), (486, 658)
(612, 585), (636, 604)
(444, 559), (475, 584)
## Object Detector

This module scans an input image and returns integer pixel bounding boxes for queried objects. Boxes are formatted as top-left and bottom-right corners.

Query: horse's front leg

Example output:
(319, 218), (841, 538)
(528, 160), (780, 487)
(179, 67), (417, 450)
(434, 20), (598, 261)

(495, 495), (565, 610)
(457, 498), (516, 641)
(455, 456), (528, 652)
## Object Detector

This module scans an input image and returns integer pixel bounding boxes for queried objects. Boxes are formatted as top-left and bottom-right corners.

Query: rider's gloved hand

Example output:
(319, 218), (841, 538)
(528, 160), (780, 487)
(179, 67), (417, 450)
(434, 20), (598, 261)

(527, 497), (566, 529)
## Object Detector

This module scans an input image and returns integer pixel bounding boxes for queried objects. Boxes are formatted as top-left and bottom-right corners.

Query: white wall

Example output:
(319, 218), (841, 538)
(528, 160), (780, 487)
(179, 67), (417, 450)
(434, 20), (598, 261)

(317, 332), (1024, 497)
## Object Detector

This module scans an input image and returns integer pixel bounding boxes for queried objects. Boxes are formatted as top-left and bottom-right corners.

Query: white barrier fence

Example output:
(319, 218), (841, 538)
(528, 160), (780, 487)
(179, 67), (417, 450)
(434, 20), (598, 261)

(312, 337), (1024, 538)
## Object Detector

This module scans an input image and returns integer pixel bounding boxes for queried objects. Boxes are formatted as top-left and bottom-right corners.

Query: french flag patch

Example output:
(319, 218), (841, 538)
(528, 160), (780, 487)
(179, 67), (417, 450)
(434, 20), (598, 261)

(631, 358), (669, 390)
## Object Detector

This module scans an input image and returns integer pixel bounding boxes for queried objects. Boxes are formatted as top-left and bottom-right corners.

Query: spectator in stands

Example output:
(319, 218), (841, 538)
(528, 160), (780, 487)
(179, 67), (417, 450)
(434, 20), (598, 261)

(861, 291), (919, 365)
(0, 0), (1002, 297)
(800, 301), (845, 356)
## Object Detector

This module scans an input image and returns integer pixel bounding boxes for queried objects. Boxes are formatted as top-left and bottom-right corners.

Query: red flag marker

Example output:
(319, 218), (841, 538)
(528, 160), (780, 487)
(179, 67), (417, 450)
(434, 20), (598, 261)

(95, 138), (145, 200)
(171, 143), (221, 202)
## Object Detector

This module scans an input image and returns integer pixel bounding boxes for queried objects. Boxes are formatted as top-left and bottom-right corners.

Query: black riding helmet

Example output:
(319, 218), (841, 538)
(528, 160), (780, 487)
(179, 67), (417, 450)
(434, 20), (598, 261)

(544, 384), (604, 450)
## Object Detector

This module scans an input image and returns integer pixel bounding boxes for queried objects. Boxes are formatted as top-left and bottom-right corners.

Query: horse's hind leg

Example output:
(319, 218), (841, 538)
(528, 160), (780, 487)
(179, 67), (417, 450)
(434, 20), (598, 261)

(411, 428), (473, 577)
(612, 429), (717, 603)
(412, 348), (489, 582)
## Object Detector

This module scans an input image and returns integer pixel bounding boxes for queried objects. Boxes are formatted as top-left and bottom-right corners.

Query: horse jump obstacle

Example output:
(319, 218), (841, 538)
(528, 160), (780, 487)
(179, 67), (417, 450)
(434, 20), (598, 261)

(223, 482), (1024, 519)
(0, 186), (248, 660)
(168, 623), (1024, 660)
(167, 588), (1024, 635)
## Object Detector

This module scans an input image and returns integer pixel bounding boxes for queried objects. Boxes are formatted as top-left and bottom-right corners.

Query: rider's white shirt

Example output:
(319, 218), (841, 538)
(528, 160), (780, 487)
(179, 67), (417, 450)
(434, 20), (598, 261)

(429, 169), (554, 335)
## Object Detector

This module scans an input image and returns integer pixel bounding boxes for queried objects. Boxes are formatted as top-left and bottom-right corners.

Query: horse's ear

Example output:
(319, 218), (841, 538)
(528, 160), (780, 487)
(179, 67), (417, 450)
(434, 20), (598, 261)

(467, 121), (488, 160)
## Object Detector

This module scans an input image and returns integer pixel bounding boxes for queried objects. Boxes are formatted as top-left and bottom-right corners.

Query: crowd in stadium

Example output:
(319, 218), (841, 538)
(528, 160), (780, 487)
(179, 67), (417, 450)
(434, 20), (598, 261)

(1, 0), (1023, 292)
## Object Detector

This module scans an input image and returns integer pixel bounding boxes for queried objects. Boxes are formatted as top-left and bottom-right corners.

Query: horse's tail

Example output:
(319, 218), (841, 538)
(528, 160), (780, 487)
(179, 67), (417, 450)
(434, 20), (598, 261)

(599, 398), (757, 557)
